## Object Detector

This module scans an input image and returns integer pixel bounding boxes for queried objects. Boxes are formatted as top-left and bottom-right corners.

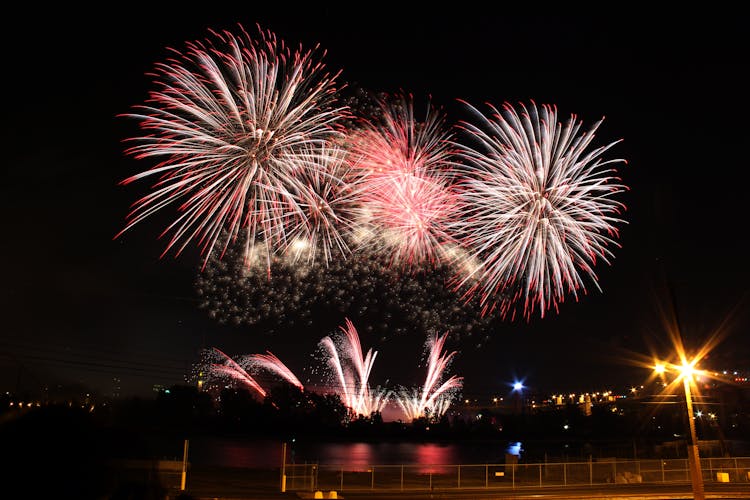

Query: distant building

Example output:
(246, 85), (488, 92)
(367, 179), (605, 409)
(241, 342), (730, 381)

(581, 393), (592, 416)
(112, 377), (121, 400)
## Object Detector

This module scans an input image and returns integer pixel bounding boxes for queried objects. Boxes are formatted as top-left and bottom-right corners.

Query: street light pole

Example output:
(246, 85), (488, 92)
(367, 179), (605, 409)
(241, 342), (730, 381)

(682, 375), (705, 500)
(655, 361), (706, 500)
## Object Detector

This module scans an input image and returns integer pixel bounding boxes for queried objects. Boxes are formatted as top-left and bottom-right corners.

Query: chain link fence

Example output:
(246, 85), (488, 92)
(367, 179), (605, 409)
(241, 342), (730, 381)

(282, 457), (750, 493)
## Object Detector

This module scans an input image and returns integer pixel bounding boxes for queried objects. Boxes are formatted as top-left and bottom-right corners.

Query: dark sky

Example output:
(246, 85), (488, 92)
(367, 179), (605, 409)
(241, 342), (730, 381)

(2, 7), (748, 399)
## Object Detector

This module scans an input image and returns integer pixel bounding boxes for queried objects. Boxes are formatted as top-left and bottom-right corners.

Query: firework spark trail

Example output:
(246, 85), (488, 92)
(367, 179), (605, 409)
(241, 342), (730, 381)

(347, 93), (459, 267)
(451, 100), (628, 320)
(319, 318), (390, 416)
(117, 24), (347, 267)
(247, 351), (304, 390)
(208, 347), (267, 398)
(395, 331), (463, 421)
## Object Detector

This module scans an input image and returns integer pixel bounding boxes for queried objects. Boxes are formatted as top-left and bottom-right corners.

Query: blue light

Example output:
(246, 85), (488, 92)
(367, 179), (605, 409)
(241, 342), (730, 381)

(506, 441), (523, 456)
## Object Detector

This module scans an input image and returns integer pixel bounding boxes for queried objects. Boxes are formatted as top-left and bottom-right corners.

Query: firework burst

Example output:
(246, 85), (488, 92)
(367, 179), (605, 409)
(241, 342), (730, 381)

(451, 101), (628, 320)
(117, 24), (347, 267)
(346, 93), (459, 267)
(277, 141), (364, 265)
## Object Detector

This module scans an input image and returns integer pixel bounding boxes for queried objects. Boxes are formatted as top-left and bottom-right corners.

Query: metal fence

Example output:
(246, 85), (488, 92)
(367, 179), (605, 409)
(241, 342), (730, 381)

(282, 457), (750, 493)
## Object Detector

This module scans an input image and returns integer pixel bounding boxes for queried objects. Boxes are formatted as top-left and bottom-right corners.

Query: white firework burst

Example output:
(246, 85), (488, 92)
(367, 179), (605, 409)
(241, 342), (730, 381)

(118, 24), (347, 268)
(451, 100), (628, 319)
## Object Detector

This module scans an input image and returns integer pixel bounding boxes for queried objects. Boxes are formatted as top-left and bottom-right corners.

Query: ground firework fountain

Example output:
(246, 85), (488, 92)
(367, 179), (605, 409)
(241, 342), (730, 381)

(319, 318), (390, 417)
(197, 324), (464, 422)
(395, 331), (463, 421)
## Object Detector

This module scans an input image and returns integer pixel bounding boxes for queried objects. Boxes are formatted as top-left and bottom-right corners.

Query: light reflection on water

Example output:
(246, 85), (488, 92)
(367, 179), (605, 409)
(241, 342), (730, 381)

(188, 437), (520, 473)
(414, 443), (454, 474)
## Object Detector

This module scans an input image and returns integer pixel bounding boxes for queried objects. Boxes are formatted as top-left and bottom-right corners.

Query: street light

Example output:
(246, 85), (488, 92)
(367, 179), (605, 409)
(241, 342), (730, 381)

(654, 359), (705, 500)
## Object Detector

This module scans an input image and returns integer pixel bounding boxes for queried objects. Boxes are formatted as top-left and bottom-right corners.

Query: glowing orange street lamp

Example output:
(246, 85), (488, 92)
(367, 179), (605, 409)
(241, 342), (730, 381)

(654, 359), (705, 500)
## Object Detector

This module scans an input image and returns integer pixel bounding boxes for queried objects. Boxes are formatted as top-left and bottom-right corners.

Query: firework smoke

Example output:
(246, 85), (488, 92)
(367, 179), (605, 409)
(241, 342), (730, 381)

(195, 236), (494, 343)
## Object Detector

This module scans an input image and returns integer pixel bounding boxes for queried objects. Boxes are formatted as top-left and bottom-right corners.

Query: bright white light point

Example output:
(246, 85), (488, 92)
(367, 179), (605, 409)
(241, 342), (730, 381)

(654, 363), (666, 374)
(513, 382), (523, 391)
(291, 238), (309, 252)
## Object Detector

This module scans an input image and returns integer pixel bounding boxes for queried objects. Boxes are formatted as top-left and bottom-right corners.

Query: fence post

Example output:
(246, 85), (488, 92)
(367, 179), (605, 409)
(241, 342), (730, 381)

(485, 464), (488, 488)
(280, 442), (287, 493)
(589, 457), (593, 485)
(539, 463), (542, 487)
(512, 464), (515, 489)
(400, 465), (404, 491)
(685, 458), (689, 482)
(340, 466), (343, 492)
(180, 439), (189, 491)
(563, 462), (567, 486)
(661, 460), (665, 483)
(457, 465), (461, 488)
(371, 466), (375, 489)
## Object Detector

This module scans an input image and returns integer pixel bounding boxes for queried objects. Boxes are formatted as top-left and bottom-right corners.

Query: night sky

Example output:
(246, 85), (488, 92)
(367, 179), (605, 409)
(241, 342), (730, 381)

(2, 7), (748, 400)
